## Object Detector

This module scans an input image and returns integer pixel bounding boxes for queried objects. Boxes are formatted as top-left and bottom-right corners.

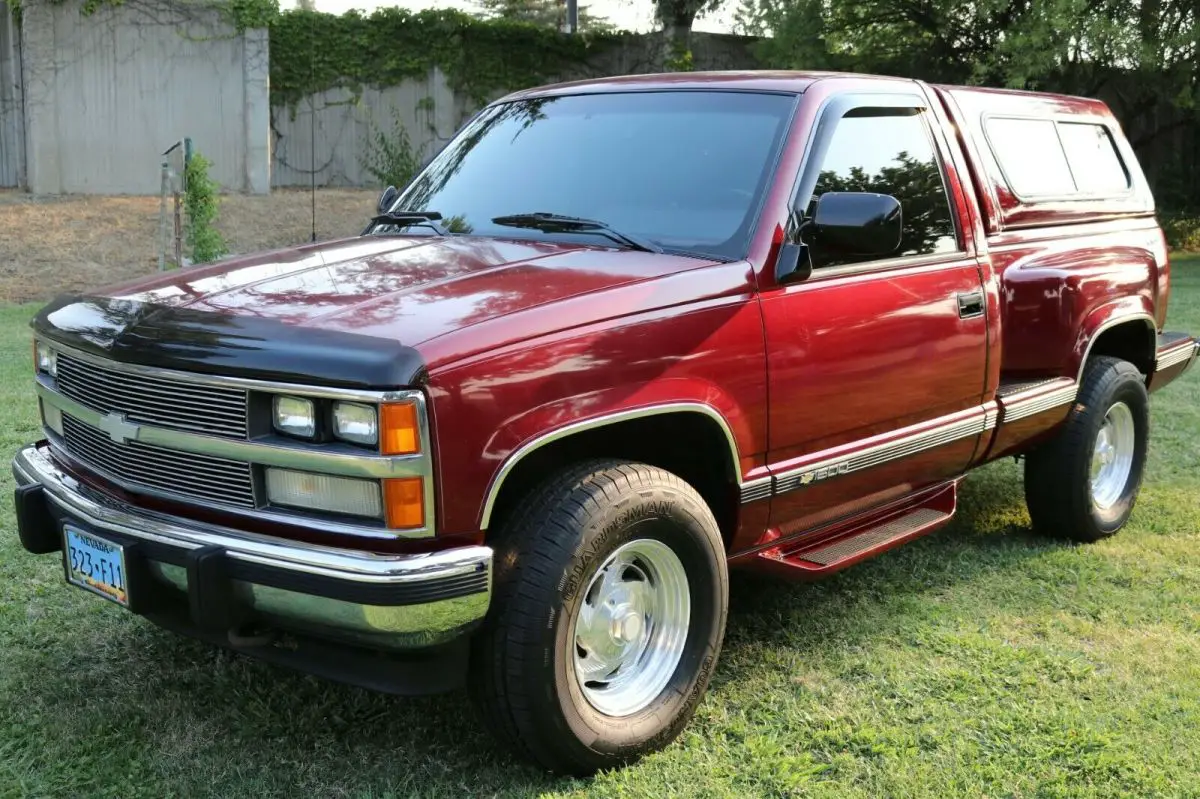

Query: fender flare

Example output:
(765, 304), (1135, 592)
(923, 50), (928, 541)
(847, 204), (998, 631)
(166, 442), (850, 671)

(1074, 303), (1156, 383)
(478, 402), (746, 531)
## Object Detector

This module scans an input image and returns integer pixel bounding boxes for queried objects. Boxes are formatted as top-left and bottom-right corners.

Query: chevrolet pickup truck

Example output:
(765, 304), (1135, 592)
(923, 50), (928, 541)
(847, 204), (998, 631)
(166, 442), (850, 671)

(12, 71), (1198, 774)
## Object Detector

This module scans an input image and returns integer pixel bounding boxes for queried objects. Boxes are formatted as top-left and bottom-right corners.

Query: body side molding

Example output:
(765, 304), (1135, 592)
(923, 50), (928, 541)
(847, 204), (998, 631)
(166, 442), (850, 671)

(771, 406), (997, 496)
(998, 379), (1078, 423)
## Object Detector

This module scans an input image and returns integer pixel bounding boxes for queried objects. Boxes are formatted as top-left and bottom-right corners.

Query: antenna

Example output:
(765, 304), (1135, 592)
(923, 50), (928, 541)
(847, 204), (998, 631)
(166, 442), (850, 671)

(309, 11), (317, 243)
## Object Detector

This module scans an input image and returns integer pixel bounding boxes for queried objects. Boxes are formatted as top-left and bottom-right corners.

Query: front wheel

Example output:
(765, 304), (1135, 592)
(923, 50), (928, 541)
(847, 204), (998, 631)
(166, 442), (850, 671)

(469, 460), (728, 775)
(1024, 356), (1150, 542)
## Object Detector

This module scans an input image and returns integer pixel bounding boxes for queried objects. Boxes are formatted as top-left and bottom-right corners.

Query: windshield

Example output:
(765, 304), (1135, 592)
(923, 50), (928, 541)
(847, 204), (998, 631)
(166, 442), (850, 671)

(387, 91), (797, 260)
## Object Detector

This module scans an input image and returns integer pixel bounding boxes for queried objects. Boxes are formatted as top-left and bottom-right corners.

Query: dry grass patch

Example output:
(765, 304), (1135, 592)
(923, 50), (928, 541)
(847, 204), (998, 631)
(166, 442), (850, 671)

(0, 188), (378, 303)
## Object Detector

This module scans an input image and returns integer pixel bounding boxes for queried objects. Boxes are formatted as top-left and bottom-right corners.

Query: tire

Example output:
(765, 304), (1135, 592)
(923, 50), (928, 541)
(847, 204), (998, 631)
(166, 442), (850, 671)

(1024, 356), (1150, 542)
(469, 459), (728, 775)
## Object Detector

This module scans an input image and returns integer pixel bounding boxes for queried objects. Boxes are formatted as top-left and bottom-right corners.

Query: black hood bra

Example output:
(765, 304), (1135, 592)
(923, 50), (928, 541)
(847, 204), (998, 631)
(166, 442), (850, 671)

(32, 295), (428, 390)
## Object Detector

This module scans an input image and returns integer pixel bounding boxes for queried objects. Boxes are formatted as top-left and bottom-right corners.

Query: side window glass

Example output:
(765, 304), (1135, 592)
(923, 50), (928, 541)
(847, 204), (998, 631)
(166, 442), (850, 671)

(805, 109), (958, 269)
(1057, 122), (1129, 195)
(984, 117), (1076, 196)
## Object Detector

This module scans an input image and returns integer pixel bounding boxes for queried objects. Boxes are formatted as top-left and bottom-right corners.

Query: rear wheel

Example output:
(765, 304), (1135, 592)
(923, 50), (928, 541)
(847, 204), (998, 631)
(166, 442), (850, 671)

(1024, 356), (1149, 542)
(469, 459), (727, 775)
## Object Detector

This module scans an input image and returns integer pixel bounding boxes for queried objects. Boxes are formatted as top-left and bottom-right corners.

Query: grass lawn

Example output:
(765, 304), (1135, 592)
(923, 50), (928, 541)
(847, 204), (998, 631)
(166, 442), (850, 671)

(1, 260), (1198, 799)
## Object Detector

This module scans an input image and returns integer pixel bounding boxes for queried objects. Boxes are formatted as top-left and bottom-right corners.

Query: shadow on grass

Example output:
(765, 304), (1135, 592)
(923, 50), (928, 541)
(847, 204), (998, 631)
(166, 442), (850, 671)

(8, 464), (1068, 796)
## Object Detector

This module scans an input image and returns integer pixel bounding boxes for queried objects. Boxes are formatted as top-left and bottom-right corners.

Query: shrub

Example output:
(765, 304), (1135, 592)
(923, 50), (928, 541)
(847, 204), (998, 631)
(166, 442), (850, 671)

(1162, 213), (1200, 253)
(360, 109), (423, 190)
(184, 153), (229, 264)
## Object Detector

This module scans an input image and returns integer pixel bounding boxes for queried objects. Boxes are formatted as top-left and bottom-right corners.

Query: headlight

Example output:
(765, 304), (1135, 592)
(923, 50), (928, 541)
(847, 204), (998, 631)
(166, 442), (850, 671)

(333, 402), (378, 446)
(35, 342), (57, 376)
(273, 395), (316, 439)
(265, 468), (382, 518)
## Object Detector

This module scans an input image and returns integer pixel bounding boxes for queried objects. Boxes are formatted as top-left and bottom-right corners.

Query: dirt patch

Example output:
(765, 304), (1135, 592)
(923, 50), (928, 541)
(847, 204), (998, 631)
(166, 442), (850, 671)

(0, 188), (379, 303)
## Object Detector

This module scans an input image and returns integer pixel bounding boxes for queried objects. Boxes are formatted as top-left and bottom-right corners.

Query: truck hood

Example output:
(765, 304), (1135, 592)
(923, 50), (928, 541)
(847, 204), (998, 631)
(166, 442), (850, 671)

(104, 235), (716, 338)
(35, 235), (726, 388)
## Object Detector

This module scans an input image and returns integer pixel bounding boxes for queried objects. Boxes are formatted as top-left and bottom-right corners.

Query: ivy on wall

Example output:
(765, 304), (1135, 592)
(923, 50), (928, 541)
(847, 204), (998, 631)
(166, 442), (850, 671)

(8, 2), (684, 108)
(268, 8), (624, 109)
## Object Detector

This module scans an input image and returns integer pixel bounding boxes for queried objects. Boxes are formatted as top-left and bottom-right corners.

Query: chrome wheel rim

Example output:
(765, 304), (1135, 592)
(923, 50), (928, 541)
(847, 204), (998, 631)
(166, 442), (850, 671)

(1091, 401), (1136, 510)
(571, 539), (690, 717)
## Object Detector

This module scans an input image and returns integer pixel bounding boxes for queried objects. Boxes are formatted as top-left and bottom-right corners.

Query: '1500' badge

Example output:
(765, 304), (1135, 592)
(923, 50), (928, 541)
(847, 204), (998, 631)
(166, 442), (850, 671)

(799, 461), (851, 486)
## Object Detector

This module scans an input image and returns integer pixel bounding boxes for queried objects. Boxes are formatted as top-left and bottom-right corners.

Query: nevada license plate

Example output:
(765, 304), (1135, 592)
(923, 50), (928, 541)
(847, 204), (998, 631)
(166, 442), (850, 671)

(64, 526), (129, 607)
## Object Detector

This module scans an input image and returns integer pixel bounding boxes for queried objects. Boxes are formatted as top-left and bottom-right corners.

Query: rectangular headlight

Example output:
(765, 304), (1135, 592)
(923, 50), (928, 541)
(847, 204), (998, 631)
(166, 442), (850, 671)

(333, 402), (378, 446)
(265, 468), (382, 518)
(273, 395), (316, 439)
(35, 342), (57, 376)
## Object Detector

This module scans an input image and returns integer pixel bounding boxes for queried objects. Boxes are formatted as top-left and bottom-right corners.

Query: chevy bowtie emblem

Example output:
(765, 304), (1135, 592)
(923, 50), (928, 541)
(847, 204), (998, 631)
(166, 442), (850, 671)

(96, 412), (140, 445)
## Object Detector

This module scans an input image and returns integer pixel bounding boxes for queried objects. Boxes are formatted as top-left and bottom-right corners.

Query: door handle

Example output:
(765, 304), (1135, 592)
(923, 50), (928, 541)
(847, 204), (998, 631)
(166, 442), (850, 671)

(957, 291), (985, 319)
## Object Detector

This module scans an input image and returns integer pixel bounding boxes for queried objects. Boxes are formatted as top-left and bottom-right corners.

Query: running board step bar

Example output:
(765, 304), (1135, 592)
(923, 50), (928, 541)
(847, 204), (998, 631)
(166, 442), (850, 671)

(798, 507), (950, 566)
(750, 483), (957, 578)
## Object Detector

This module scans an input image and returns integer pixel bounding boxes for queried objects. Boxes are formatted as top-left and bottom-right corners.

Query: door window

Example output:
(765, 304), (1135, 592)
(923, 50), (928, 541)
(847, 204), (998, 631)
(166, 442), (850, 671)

(804, 109), (959, 269)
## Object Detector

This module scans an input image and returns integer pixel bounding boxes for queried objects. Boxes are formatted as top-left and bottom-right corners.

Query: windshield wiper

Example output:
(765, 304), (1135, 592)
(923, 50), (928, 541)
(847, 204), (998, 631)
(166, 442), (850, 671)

(491, 212), (664, 254)
(368, 210), (449, 237)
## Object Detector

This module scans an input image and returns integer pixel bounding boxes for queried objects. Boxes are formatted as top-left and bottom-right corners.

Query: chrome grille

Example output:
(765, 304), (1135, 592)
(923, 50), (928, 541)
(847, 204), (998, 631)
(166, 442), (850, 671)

(55, 353), (248, 439)
(61, 414), (256, 508)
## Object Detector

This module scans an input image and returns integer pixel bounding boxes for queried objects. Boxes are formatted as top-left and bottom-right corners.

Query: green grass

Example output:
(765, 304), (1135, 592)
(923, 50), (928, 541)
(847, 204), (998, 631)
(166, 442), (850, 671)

(2, 262), (1199, 799)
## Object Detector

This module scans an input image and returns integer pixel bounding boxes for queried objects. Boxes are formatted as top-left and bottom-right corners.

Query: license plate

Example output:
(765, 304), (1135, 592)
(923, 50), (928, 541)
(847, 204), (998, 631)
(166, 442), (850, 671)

(64, 526), (129, 607)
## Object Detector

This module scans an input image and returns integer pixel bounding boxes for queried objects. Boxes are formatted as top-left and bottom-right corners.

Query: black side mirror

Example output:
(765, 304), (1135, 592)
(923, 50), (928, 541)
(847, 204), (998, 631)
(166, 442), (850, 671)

(810, 192), (902, 256)
(377, 185), (399, 215)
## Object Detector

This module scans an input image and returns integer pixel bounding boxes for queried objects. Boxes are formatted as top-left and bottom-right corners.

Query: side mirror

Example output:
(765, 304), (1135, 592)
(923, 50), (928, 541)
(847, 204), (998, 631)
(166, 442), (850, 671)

(810, 192), (902, 256)
(377, 185), (399, 215)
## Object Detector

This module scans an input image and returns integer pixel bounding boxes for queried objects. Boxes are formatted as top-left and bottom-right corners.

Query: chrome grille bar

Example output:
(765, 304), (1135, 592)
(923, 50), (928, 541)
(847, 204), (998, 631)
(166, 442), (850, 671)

(56, 352), (248, 439)
(61, 414), (256, 508)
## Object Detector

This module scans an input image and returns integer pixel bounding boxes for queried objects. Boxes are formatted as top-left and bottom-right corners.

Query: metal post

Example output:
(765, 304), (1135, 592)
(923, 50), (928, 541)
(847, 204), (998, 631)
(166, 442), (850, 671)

(564, 0), (578, 33)
(173, 190), (183, 268)
(158, 161), (169, 271)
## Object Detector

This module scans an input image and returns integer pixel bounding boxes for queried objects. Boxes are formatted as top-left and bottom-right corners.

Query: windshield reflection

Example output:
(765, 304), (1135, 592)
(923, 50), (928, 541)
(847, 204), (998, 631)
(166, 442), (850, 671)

(385, 91), (797, 260)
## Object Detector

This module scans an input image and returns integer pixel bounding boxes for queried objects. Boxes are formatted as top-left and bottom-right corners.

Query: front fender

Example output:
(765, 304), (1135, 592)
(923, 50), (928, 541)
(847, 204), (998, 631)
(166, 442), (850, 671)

(424, 299), (769, 537)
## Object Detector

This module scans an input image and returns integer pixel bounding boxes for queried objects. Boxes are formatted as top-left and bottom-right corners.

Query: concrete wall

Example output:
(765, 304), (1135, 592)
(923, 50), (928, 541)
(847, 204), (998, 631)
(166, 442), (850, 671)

(272, 68), (475, 189)
(19, 0), (269, 194)
(271, 31), (763, 189)
(0, 9), (23, 188)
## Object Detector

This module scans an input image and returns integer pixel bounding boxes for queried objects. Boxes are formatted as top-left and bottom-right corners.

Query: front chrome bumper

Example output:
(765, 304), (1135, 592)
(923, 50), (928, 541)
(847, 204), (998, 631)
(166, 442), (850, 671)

(12, 444), (492, 652)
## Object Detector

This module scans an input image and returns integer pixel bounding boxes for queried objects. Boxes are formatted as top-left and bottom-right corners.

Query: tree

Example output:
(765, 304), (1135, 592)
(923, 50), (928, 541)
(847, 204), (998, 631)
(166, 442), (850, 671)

(476, 0), (614, 33)
(653, 0), (726, 67)
(738, 0), (1200, 208)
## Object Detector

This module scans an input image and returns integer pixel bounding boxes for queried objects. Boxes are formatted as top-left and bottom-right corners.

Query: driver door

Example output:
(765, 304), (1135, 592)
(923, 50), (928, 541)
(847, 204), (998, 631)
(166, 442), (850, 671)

(760, 91), (990, 536)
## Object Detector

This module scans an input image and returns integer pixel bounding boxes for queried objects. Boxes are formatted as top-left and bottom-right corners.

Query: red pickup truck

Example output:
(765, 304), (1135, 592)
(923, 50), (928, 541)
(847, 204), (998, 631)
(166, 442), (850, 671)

(13, 71), (1198, 774)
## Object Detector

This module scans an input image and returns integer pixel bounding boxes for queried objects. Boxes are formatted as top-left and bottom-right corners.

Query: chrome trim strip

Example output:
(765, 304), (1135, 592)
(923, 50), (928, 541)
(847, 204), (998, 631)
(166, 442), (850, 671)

(773, 410), (989, 496)
(999, 381), (1078, 424)
(983, 402), (1000, 431)
(14, 444), (488, 583)
(39, 382), (425, 479)
(35, 336), (419, 403)
(479, 403), (745, 529)
(1156, 343), (1196, 371)
(1076, 313), (1156, 384)
(739, 476), (773, 504)
(44, 434), (417, 540)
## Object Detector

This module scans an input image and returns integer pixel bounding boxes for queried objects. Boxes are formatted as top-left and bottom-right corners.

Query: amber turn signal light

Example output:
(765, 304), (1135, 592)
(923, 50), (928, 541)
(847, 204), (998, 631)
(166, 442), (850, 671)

(380, 402), (420, 455)
(383, 477), (425, 529)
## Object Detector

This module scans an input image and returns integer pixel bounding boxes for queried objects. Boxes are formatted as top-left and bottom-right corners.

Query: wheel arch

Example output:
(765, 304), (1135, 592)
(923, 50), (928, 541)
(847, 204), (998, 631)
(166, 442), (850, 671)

(1075, 307), (1157, 382)
(479, 404), (745, 544)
